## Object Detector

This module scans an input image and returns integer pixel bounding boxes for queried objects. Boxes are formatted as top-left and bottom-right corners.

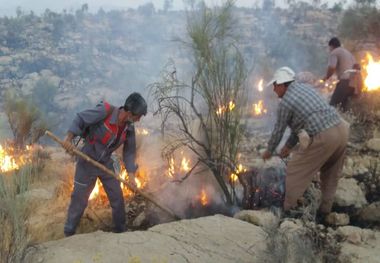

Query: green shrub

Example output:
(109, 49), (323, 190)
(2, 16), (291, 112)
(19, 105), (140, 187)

(3, 91), (49, 149)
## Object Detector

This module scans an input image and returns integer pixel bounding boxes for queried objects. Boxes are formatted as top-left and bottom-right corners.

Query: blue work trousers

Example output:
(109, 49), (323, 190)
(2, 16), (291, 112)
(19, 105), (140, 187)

(64, 158), (125, 235)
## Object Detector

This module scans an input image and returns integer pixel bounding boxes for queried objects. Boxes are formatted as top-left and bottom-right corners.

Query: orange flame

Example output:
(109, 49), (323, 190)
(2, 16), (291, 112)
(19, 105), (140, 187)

(136, 128), (149, 135)
(216, 101), (235, 115)
(362, 53), (380, 91)
(257, 79), (264, 92)
(89, 179), (101, 200)
(168, 157), (175, 178)
(89, 166), (147, 201)
(0, 143), (33, 173)
(230, 163), (246, 183)
(180, 156), (190, 172)
(167, 153), (192, 178)
(252, 100), (267, 116)
(200, 189), (208, 206)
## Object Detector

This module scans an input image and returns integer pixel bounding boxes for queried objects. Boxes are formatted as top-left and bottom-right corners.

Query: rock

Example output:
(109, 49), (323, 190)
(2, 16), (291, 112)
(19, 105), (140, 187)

(234, 209), (279, 228)
(359, 202), (380, 223)
(339, 230), (380, 263)
(342, 166), (354, 177)
(325, 212), (349, 226)
(334, 178), (367, 208)
(366, 138), (380, 152)
(336, 226), (375, 245)
(279, 218), (303, 231)
(24, 215), (268, 263)
(345, 157), (354, 169)
(132, 212), (146, 227)
(373, 128), (380, 139)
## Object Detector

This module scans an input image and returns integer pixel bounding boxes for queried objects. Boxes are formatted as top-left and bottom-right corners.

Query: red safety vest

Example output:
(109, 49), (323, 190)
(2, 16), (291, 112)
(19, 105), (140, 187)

(87, 102), (127, 146)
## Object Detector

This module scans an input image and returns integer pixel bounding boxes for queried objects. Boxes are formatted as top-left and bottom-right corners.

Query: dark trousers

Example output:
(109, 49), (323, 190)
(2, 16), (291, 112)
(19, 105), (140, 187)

(64, 158), (126, 235)
(330, 79), (354, 112)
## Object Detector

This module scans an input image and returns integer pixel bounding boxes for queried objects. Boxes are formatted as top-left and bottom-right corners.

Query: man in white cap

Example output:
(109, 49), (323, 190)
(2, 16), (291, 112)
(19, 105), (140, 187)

(262, 67), (349, 221)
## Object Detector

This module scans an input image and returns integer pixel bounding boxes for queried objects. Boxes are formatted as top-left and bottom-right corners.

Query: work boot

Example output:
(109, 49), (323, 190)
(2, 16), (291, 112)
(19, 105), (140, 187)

(315, 211), (328, 225)
(113, 225), (126, 233)
(64, 231), (75, 237)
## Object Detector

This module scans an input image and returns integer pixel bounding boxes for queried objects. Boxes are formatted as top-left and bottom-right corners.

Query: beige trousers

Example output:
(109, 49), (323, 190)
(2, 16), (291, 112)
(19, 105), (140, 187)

(284, 121), (349, 213)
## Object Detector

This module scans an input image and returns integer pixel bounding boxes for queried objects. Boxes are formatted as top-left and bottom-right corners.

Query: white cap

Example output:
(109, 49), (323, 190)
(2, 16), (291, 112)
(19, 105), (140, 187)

(266, 67), (295, 87)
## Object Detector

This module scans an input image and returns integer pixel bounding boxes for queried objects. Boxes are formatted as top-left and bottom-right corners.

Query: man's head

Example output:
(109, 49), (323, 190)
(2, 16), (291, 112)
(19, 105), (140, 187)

(267, 67), (295, 98)
(328, 37), (341, 51)
(123, 92), (147, 123)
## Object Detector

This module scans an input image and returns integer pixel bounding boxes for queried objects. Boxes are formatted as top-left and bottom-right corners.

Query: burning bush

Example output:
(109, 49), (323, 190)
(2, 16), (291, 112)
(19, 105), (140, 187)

(151, 0), (248, 205)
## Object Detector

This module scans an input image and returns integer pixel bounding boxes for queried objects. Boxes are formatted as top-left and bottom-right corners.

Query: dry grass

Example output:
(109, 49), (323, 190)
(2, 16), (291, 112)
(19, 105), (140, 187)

(0, 166), (32, 263)
(0, 145), (50, 262)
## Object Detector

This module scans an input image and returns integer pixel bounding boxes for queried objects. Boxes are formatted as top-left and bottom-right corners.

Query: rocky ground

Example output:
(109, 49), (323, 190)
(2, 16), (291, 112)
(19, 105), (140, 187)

(19, 95), (380, 262)
(1, 4), (380, 263)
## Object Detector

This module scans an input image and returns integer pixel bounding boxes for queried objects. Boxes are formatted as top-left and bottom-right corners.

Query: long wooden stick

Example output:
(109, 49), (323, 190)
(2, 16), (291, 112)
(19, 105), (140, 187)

(45, 130), (180, 220)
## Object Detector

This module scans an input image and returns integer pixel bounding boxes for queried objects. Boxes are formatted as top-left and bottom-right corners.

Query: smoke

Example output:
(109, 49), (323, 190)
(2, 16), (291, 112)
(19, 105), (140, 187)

(135, 113), (230, 220)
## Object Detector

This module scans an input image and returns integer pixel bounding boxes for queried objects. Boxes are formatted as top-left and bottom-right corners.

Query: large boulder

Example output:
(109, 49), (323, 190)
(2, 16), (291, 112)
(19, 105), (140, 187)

(366, 138), (380, 152)
(325, 212), (350, 226)
(336, 226), (375, 245)
(359, 202), (380, 223)
(234, 209), (279, 228)
(338, 228), (380, 263)
(334, 178), (367, 208)
(24, 215), (268, 263)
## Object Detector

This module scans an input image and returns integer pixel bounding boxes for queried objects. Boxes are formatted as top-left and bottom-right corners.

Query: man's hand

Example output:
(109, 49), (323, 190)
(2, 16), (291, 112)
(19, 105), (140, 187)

(262, 150), (272, 161)
(62, 132), (75, 154)
(279, 145), (291, 158)
(128, 172), (138, 189)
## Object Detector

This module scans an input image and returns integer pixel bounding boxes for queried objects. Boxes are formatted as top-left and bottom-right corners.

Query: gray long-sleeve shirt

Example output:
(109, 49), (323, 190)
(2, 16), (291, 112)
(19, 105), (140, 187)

(267, 82), (341, 153)
(68, 101), (138, 173)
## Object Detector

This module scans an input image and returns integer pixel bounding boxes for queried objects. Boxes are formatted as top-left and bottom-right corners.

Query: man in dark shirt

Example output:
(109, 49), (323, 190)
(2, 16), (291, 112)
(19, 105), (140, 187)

(62, 92), (147, 236)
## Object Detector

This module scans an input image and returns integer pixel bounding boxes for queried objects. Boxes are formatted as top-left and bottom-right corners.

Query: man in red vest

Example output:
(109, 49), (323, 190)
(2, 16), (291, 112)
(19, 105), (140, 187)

(62, 92), (147, 236)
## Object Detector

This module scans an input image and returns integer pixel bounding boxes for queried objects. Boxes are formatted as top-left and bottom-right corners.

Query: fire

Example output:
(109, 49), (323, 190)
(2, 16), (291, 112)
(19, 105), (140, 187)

(230, 163), (246, 183)
(252, 100), (267, 116)
(180, 156), (190, 172)
(166, 153), (191, 178)
(136, 128), (149, 135)
(257, 79), (264, 92)
(0, 143), (32, 173)
(200, 189), (208, 206)
(319, 79), (338, 91)
(89, 166), (147, 201)
(228, 101), (236, 111)
(89, 179), (101, 200)
(216, 101), (235, 115)
(362, 53), (380, 91)
(168, 157), (175, 178)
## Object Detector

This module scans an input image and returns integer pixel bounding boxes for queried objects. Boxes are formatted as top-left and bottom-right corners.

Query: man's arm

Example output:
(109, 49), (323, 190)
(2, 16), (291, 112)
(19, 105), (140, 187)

(323, 66), (335, 81)
(266, 104), (291, 154)
(278, 131), (298, 158)
(123, 125), (138, 174)
(324, 53), (337, 81)
(68, 102), (109, 136)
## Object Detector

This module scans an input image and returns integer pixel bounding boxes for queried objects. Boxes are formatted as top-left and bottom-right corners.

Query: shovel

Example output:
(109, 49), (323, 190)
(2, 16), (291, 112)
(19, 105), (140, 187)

(45, 130), (181, 220)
